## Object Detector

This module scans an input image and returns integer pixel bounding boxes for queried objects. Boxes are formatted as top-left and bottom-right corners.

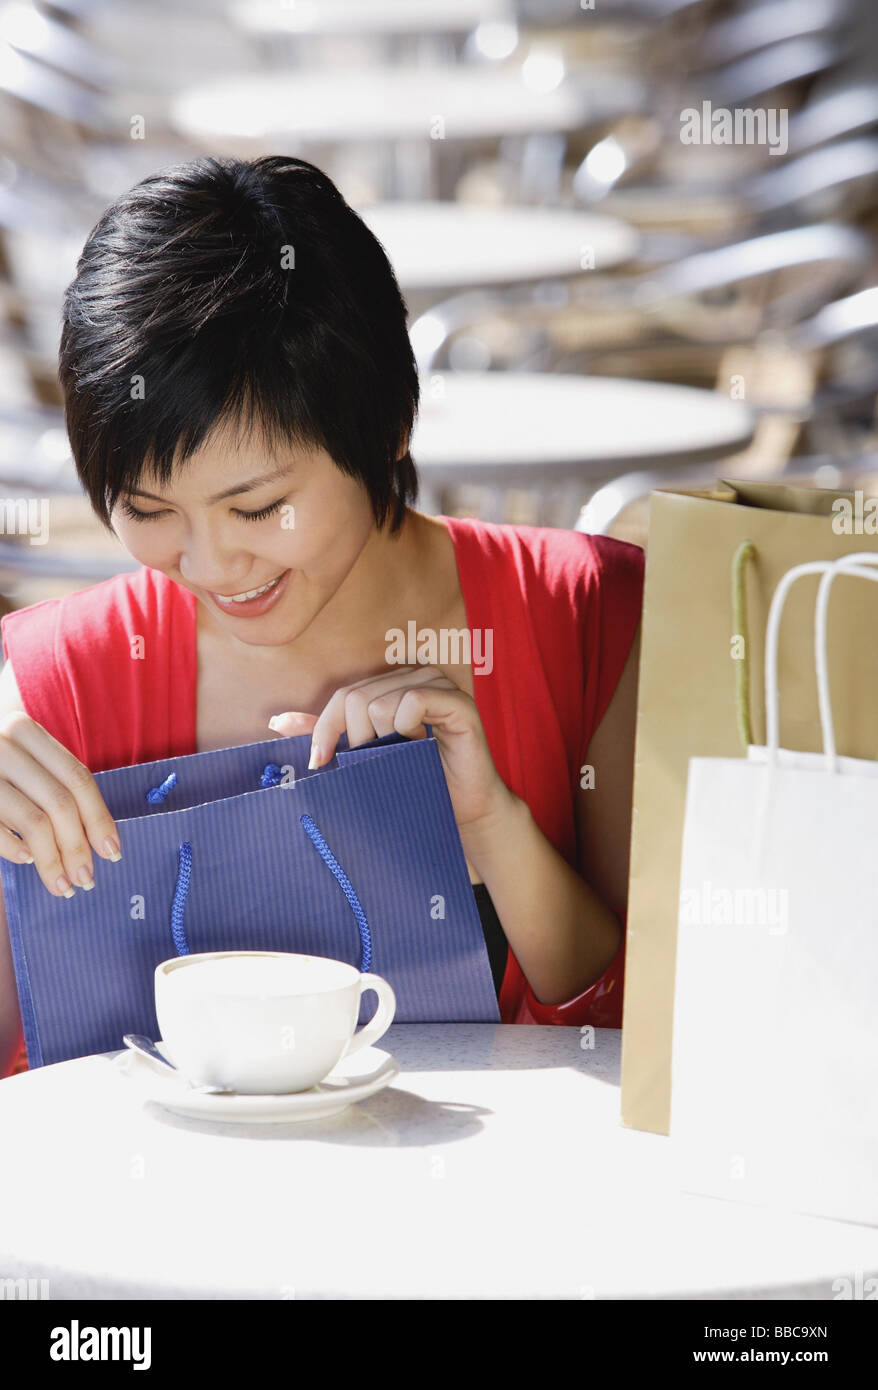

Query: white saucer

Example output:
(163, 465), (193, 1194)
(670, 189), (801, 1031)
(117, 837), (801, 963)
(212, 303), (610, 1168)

(114, 1039), (400, 1123)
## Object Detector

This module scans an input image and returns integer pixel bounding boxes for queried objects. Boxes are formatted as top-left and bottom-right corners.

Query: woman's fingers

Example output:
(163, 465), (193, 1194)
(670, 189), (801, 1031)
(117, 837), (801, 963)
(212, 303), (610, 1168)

(0, 778), (86, 895)
(0, 823), (34, 864)
(267, 710), (318, 738)
(269, 668), (462, 768)
(1, 714), (121, 856)
(0, 713), (121, 897)
(368, 683), (511, 829)
(363, 697), (399, 740)
(259, 673), (505, 836)
(310, 666), (454, 766)
(377, 684), (473, 741)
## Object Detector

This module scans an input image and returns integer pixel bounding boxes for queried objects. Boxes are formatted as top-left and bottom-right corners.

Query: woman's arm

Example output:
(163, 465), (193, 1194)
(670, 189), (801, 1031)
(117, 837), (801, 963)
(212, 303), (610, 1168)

(573, 619), (641, 918)
(0, 661), (26, 1074)
(460, 622), (641, 1005)
(269, 622), (642, 1008)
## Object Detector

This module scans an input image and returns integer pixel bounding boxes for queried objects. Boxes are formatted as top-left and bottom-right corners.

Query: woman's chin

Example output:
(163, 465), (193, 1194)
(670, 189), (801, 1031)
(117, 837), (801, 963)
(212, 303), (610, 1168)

(209, 606), (312, 646)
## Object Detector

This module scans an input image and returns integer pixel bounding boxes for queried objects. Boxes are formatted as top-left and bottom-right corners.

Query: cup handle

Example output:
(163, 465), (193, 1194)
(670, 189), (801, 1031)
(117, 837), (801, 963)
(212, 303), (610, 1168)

(341, 972), (396, 1058)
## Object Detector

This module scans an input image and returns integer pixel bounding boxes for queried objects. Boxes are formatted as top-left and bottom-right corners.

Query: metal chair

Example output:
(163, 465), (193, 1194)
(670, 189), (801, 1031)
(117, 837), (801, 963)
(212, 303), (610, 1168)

(786, 287), (878, 454)
(408, 281), (577, 376)
(578, 122), (878, 242)
(628, 222), (873, 337)
(696, 0), (855, 70)
(1, 1), (122, 89)
(573, 461), (722, 538)
(0, 35), (111, 133)
(534, 223), (873, 382)
(738, 288), (878, 421)
(702, 35), (847, 108)
(793, 285), (878, 354)
(788, 82), (878, 153)
(413, 221), (874, 389)
(748, 136), (878, 224)
(512, 0), (719, 28)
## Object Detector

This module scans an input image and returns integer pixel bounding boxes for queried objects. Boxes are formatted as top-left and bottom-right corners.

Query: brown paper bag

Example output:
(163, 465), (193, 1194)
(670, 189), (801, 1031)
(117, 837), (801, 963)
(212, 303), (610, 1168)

(621, 478), (878, 1135)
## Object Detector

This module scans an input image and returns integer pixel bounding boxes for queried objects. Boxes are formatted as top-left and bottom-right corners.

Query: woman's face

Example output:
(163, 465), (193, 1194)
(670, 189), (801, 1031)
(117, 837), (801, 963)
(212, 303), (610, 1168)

(109, 425), (377, 647)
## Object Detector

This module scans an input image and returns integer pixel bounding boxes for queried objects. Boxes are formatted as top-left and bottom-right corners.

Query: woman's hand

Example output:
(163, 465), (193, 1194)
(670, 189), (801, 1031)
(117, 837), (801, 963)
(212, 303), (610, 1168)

(268, 664), (515, 832)
(0, 711), (122, 897)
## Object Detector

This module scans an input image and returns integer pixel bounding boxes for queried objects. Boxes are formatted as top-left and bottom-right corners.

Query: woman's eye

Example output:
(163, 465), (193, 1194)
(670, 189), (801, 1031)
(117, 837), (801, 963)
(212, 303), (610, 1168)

(233, 498), (286, 522)
(119, 496), (289, 523)
(120, 500), (167, 522)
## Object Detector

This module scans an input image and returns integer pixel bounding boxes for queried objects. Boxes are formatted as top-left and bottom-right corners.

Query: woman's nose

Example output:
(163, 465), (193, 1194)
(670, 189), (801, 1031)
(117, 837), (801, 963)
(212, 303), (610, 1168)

(178, 531), (249, 592)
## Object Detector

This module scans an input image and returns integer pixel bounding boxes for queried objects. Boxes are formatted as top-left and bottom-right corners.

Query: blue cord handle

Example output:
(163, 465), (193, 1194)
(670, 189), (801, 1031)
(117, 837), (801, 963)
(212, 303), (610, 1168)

(146, 771), (178, 803)
(170, 842), (192, 956)
(298, 814), (372, 972)
(159, 765), (372, 970)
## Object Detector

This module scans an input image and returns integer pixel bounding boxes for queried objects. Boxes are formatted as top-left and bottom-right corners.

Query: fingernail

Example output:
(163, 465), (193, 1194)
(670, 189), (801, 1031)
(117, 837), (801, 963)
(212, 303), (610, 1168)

(17, 850), (33, 864)
(56, 875), (74, 898)
(76, 866), (95, 890)
(268, 715), (282, 732)
(308, 740), (321, 770)
(103, 837), (122, 861)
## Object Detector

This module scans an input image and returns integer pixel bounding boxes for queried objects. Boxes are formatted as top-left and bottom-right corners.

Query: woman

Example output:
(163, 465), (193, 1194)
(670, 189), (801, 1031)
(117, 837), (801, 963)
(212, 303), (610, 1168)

(0, 156), (643, 1078)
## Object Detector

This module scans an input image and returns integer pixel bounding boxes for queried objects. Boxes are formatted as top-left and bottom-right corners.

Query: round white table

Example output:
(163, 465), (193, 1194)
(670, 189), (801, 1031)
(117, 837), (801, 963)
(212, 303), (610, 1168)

(170, 63), (643, 150)
(229, 0), (514, 37)
(1, 1024), (874, 1299)
(411, 372), (756, 486)
(359, 201), (640, 296)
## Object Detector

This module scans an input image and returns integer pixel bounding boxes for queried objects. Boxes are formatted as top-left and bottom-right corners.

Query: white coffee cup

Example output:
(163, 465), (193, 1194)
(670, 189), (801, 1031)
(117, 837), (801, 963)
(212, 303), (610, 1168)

(154, 950), (396, 1094)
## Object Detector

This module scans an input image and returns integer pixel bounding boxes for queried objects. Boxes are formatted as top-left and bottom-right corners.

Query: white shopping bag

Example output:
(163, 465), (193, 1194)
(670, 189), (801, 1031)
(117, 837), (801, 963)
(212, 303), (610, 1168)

(670, 553), (878, 1228)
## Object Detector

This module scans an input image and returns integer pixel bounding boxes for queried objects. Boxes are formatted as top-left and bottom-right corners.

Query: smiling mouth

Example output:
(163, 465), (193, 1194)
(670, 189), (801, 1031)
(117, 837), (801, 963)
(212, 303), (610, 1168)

(210, 572), (285, 603)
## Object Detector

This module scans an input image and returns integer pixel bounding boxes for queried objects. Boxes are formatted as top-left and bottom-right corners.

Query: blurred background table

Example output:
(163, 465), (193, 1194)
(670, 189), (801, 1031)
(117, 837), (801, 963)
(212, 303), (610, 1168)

(170, 61), (646, 201)
(412, 371), (756, 519)
(229, 0), (516, 40)
(359, 201), (640, 316)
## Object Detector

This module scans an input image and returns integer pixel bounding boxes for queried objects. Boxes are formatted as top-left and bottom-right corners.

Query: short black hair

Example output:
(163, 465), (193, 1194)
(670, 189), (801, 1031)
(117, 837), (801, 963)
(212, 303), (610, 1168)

(59, 155), (419, 533)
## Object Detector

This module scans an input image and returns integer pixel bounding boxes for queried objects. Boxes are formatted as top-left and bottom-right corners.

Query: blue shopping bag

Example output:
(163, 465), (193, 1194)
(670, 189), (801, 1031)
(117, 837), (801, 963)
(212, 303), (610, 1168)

(1, 729), (500, 1067)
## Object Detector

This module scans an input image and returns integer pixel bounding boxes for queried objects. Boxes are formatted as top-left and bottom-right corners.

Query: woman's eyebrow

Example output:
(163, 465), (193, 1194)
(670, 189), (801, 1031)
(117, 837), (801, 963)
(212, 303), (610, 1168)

(129, 462), (296, 505)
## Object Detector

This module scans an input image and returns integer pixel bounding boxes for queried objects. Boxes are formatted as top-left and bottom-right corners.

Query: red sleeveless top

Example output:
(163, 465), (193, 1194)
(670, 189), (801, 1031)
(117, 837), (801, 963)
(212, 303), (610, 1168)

(0, 517), (644, 1075)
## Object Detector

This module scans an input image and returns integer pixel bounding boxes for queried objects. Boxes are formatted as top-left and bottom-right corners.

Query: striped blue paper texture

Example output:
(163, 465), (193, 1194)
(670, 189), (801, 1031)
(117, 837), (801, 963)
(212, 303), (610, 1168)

(1, 731), (500, 1068)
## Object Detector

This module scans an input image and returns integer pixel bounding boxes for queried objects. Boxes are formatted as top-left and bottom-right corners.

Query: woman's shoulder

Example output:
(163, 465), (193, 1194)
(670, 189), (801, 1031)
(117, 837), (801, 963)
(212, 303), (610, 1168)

(0, 567), (196, 768)
(441, 514), (644, 610)
(0, 565), (188, 650)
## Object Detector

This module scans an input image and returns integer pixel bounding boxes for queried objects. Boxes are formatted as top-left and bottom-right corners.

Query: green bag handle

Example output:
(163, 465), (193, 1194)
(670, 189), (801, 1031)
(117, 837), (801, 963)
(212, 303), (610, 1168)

(732, 539), (756, 750)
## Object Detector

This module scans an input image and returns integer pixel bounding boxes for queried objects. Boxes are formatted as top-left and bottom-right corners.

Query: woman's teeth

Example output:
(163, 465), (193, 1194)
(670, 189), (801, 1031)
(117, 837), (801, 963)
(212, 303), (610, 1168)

(220, 575), (281, 602)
